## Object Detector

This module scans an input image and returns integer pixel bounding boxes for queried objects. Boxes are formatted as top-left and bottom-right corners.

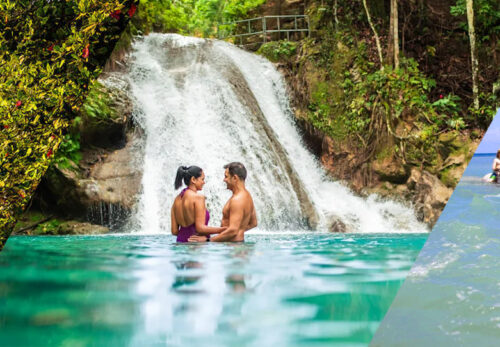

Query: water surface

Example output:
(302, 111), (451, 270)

(0, 232), (425, 346)
(371, 154), (500, 346)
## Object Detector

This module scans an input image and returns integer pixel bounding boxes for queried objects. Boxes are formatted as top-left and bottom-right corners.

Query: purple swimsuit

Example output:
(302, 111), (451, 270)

(176, 188), (210, 243)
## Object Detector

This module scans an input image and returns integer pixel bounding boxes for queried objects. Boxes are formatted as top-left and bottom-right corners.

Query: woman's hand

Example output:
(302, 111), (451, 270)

(188, 235), (208, 242)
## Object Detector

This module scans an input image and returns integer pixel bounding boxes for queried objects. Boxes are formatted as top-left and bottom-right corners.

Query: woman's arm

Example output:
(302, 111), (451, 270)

(171, 206), (179, 235)
(194, 195), (226, 235)
(211, 199), (244, 242)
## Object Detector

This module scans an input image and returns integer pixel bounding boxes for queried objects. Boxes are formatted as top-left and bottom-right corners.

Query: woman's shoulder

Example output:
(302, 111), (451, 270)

(184, 190), (205, 201)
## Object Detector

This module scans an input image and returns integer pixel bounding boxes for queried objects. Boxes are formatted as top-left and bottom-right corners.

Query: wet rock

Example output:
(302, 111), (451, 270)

(330, 219), (347, 233)
(440, 164), (467, 187)
(438, 131), (457, 144)
(441, 152), (465, 169)
(58, 221), (109, 235)
(39, 132), (142, 225)
(372, 156), (408, 184)
(406, 168), (453, 226)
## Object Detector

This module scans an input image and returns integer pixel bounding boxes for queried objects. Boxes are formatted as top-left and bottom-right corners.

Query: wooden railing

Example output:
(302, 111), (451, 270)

(217, 15), (310, 47)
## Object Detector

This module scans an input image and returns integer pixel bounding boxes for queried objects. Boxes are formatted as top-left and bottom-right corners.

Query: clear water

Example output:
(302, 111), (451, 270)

(371, 153), (500, 346)
(0, 233), (426, 346)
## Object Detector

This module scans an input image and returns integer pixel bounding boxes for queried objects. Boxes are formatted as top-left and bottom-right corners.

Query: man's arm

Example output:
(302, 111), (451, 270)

(193, 195), (226, 235)
(171, 207), (178, 236)
(210, 199), (244, 242)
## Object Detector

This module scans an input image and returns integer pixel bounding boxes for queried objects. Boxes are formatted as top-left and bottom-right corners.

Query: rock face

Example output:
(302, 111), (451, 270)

(58, 221), (109, 235)
(81, 133), (142, 210)
(406, 168), (454, 225)
(295, 122), (479, 226)
(40, 132), (142, 227)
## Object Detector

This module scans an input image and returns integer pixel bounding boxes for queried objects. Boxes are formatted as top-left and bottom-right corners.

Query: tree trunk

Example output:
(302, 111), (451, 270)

(333, 0), (339, 31)
(392, 0), (399, 69)
(387, 0), (394, 66)
(466, 0), (480, 110)
(363, 0), (384, 69)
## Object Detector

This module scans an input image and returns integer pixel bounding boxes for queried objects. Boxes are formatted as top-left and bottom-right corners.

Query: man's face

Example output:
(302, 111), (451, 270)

(223, 168), (234, 190)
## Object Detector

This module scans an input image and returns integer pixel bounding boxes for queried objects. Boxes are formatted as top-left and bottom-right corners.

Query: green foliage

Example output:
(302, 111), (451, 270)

(134, 0), (265, 37)
(53, 134), (82, 169)
(0, 0), (136, 249)
(299, 32), (476, 169)
(82, 81), (118, 122)
(450, 0), (500, 42)
(34, 219), (62, 235)
(257, 41), (297, 63)
(134, 0), (191, 34)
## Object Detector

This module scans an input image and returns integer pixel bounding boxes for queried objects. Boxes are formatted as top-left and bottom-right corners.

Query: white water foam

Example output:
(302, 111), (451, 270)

(105, 33), (427, 234)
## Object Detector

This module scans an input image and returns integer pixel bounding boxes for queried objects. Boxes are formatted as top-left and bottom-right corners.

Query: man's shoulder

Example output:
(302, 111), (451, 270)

(231, 190), (254, 208)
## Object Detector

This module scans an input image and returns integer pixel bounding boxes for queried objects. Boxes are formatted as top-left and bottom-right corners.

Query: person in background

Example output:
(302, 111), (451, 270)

(490, 150), (500, 183)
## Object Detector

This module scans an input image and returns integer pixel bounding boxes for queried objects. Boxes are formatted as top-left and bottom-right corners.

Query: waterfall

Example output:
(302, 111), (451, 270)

(105, 33), (426, 233)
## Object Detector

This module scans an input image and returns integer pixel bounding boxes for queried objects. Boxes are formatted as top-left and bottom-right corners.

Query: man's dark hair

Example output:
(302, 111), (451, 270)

(224, 162), (247, 181)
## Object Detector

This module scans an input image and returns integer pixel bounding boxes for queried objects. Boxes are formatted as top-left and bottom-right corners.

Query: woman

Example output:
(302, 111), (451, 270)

(171, 165), (226, 242)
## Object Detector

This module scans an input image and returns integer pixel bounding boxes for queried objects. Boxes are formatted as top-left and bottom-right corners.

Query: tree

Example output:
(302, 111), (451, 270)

(387, 0), (399, 69)
(466, 0), (480, 110)
(362, 0), (384, 70)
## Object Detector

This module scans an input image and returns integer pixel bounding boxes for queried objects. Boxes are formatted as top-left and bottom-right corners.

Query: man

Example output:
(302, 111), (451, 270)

(188, 162), (257, 242)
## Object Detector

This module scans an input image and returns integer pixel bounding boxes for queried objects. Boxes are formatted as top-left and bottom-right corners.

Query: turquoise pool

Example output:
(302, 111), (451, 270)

(0, 233), (426, 346)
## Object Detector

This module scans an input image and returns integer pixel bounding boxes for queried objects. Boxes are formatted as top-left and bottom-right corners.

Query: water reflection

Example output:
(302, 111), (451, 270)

(130, 241), (255, 344)
(0, 234), (425, 347)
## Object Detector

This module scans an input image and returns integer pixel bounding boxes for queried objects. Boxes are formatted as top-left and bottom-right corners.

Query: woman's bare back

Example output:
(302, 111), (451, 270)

(172, 189), (198, 227)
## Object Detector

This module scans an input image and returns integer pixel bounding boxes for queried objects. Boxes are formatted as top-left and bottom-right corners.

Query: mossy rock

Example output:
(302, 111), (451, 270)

(58, 221), (109, 235)
(438, 131), (458, 144)
(257, 41), (297, 63)
(372, 155), (409, 184)
(440, 165), (466, 187)
(33, 219), (62, 235)
(13, 211), (49, 234)
(471, 129), (481, 139)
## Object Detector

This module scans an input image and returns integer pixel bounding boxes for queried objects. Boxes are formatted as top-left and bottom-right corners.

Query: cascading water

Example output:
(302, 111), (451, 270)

(105, 33), (427, 233)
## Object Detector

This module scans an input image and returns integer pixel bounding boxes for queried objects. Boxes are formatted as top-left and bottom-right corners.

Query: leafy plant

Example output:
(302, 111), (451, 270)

(133, 0), (265, 37)
(53, 134), (82, 169)
(0, 0), (137, 249)
(257, 41), (298, 62)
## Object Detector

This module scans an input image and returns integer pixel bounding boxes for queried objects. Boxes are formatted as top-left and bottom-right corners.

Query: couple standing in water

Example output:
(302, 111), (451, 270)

(171, 162), (257, 242)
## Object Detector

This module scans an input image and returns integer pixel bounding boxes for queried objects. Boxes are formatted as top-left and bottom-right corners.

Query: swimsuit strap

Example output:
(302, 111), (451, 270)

(179, 187), (188, 198)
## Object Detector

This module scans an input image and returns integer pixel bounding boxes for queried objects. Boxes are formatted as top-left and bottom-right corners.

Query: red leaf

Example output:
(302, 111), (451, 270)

(128, 4), (137, 17)
(15, 100), (22, 107)
(110, 10), (121, 20)
(3, 125), (8, 129)
(82, 44), (89, 59)
(47, 148), (53, 158)
(439, 94), (443, 99)
(48, 43), (54, 52)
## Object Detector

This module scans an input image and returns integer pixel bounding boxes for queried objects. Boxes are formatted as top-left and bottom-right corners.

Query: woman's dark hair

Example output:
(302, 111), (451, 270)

(175, 165), (203, 189)
(497, 150), (500, 159)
